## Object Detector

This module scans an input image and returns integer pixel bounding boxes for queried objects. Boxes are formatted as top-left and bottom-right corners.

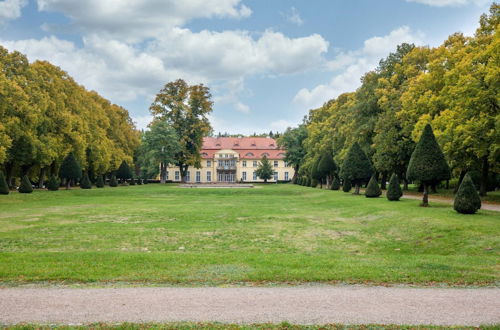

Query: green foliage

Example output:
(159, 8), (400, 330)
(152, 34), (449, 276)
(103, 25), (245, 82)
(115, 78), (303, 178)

(407, 124), (451, 184)
(386, 173), (403, 201)
(18, 175), (33, 193)
(340, 143), (373, 182)
(317, 151), (337, 181)
(80, 173), (91, 189)
(109, 175), (118, 187)
(311, 178), (318, 187)
(454, 173), (481, 214)
(137, 178), (142, 185)
(330, 176), (340, 190)
(277, 125), (308, 173)
(47, 175), (60, 191)
(311, 156), (322, 181)
(129, 177), (136, 185)
(342, 180), (352, 192)
(95, 175), (104, 188)
(255, 156), (274, 183)
(59, 152), (82, 181)
(365, 175), (382, 198)
(0, 171), (9, 195)
(116, 160), (133, 180)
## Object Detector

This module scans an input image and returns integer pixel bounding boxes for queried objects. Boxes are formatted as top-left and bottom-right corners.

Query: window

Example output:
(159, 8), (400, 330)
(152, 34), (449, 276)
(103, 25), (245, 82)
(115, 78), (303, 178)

(253, 171), (257, 180)
(186, 171), (191, 182)
(274, 160), (279, 167)
(166, 171), (169, 180)
(274, 172), (278, 181)
(284, 161), (289, 167)
(196, 171), (201, 182)
(253, 160), (257, 167)
(285, 172), (289, 181)
(242, 160), (247, 167)
(207, 171), (211, 182)
(242, 172), (247, 181)
(207, 160), (212, 167)
(262, 152), (270, 157)
(246, 152), (254, 157)
(175, 171), (180, 181)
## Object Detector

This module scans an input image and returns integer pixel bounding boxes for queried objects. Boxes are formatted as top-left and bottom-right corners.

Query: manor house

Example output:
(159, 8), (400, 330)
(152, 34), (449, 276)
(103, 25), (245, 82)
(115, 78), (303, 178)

(166, 137), (294, 183)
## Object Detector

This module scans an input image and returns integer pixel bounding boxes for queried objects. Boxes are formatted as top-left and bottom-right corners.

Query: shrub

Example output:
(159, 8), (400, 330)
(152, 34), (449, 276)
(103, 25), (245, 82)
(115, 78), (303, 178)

(330, 176), (340, 190)
(95, 175), (104, 188)
(59, 152), (82, 188)
(116, 160), (133, 181)
(80, 173), (92, 189)
(386, 173), (403, 201)
(454, 173), (481, 214)
(137, 178), (142, 185)
(0, 171), (9, 195)
(342, 180), (352, 193)
(311, 178), (318, 188)
(109, 175), (118, 187)
(129, 177), (136, 186)
(47, 175), (60, 191)
(365, 175), (381, 198)
(143, 177), (148, 184)
(18, 175), (33, 193)
(339, 142), (373, 194)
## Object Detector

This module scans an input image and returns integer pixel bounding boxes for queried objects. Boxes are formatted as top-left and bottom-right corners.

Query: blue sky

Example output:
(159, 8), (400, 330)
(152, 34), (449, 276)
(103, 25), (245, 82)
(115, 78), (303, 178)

(0, 0), (493, 134)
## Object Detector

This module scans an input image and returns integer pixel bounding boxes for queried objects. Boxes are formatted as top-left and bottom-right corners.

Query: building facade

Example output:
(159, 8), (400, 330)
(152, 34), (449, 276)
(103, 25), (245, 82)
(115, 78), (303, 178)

(166, 137), (294, 183)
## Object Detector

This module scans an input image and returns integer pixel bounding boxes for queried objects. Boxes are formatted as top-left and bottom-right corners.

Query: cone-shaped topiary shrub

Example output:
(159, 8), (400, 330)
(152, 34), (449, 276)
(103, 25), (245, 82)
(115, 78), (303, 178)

(386, 173), (403, 201)
(116, 160), (133, 182)
(339, 142), (374, 195)
(137, 177), (142, 185)
(311, 178), (318, 188)
(407, 124), (450, 206)
(143, 177), (148, 184)
(342, 179), (352, 192)
(330, 176), (340, 190)
(454, 173), (481, 214)
(0, 171), (9, 195)
(19, 175), (33, 193)
(80, 172), (92, 189)
(47, 175), (60, 191)
(109, 175), (118, 187)
(129, 177), (136, 185)
(59, 152), (82, 189)
(365, 175), (382, 198)
(95, 175), (104, 188)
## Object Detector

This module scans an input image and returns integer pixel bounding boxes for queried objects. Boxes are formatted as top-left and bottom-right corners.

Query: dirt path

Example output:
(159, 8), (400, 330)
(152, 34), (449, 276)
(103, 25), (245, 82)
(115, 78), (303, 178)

(1, 286), (499, 326)
(401, 193), (500, 211)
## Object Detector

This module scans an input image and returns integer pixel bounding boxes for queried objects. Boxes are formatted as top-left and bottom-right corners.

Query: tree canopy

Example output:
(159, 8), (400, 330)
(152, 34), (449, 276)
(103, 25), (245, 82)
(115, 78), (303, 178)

(255, 156), (274, 183)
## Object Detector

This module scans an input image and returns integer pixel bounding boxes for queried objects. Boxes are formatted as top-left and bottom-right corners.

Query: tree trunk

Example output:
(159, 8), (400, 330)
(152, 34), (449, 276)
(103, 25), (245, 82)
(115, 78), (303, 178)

(5, 162), (14, 189)
(454, 170), (466, 193)
(421, 183), (429, 207)
(381, 172), (388, 190)
(320, 179), (323, 189)
(160, 162), (166, 184)
(479, 156), (489, 197)
(292, 165), (299, 183)
(354, 183), (360, 195)
(66, 178), (71, 190)
(179, 164), (188, 183)
(38, 167), (46, 189)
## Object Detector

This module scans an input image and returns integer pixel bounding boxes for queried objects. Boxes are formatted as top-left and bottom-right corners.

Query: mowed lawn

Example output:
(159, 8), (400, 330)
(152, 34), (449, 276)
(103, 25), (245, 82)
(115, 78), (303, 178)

(0, 184), (498, 286)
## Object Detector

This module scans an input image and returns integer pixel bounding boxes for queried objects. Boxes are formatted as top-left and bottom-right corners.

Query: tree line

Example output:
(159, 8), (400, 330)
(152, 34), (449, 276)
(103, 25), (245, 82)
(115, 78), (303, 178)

(280, 4), (499, 199)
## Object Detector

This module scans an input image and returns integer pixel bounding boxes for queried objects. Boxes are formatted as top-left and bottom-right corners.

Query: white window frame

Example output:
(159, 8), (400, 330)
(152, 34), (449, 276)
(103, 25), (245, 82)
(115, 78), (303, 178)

(242, 171), (247, 181)
(207, 171), (211, 182)
(253, 160), (257, 167)
(274, 172), (278, 181)
(285, 172), (289, 180)
(207, 160), (211, 167)
(186, 171), (190, 182)
(274, 160), (279, 167)
(242, 160), (247, 167)
(175, 171), (180, 181)
(253, 171), (257, 180)
(196, 171), (201, 182)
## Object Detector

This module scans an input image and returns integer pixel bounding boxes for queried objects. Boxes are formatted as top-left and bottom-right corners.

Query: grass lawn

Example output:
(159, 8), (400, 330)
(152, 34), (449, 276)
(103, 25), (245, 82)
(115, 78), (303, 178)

(0, 184), (498, 286)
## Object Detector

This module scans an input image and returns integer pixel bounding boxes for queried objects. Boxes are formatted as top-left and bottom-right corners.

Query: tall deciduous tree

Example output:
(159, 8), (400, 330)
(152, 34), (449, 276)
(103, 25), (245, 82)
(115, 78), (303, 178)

(149, 79), (212, 183)
(277, 124), (308, 183)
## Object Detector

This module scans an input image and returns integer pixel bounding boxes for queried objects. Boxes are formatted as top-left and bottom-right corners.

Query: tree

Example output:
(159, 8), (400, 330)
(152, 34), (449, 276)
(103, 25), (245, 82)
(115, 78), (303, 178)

(59, 152), (82, 189)
(311, 156), (323, 188)
(330, 176), (340, 190)
(454, 173), (481, 214)
(137, 177), (143, 185)
(255, 156), (273, 183)
(116, 160), (133, 182)
(95, 175), (104, 188)
(80, 172), (91, 189)
(137, 120), (180, 183)
(407, 124), (451, 206)
(18, 175), (33, 193)
(386, 173), (403, 201)
(365, 175), (382, 198)
(149, 79), (213, 183)
(129, 177), (136, 185)
(277, 125), (308, 183)
(342, 179), (352, 192)
(339, 142), (374, 194)
(0, 171), (9, 194)
(109, 175), (118, 187)
(47, 175), (60, 191)
(317, 150), (337, 188)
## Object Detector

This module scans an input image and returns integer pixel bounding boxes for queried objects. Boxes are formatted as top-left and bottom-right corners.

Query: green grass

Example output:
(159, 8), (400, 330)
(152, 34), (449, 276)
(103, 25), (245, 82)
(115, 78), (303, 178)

(0, 184), (498, 286)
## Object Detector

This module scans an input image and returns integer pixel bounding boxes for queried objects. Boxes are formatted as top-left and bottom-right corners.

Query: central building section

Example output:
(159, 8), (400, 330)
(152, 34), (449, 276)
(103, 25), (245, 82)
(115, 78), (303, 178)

(215, 149), (238, 183)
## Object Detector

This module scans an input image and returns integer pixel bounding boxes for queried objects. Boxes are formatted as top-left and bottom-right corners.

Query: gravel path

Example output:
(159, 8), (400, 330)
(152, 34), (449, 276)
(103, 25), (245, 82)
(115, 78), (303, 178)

(401, 193), (500, 211)
(1, 286), (499, 325)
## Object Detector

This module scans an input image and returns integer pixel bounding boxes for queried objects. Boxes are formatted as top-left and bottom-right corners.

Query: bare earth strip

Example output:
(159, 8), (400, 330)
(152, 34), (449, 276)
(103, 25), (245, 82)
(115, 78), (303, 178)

(401, 194), (500, 211)
(1, 287), (499, 326)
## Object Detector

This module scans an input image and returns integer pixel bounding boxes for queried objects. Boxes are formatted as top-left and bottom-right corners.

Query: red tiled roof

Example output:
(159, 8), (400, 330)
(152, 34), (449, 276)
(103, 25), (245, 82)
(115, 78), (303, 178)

(201, 137), (286, 159)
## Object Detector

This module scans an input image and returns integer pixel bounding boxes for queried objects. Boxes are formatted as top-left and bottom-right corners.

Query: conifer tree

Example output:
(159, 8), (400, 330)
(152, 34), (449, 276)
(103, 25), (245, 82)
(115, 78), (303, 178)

(137, 177), (142, 185)
(407, 124), (451, 206)
(47, 175), (60, 191)
(311, 178), (318, 188)
(339, 142), (374, 194)
(95, 175), (104, 188)
(80, 172), (91, 189)
(0, 171), (9, 195)
(386, 173), (403, 201)
(143, 176), (148, 184)
(330, 176), (340, 190)
(19, 175), (33, 193)
(454, 173), (481, 214)
(59, 152), (82, 189)
(255, 156), (274, 183)
(129, 177), (136, 185)
(342, 179), (352, 193)
(317, 151), (337, 187)
(365, 175), (382, 198)
(109, 175), (118, 187)
(116, 160), (133, 182)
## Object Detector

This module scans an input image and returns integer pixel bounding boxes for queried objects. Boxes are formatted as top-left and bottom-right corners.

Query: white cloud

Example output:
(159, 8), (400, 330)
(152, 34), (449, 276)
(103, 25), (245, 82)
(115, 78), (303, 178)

(270, 119), (297, 132)
(282, 7), (303, 26)
(294, 26), (425, 109)
(132, 115), (153, 131)
(405, 0), (489, 7)
(235, 102), (250, 113)
(0, 0), (27, 24)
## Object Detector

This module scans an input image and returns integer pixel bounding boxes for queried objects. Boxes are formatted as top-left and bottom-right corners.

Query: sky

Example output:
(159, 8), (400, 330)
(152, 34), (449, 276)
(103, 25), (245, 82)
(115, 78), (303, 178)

(0, 0), (493, 135)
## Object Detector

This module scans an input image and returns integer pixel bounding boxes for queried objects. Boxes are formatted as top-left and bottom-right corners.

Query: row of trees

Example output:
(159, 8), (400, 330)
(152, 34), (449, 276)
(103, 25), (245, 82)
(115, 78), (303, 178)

(279, 4), (499, 201)
(0, 46), (140, 189)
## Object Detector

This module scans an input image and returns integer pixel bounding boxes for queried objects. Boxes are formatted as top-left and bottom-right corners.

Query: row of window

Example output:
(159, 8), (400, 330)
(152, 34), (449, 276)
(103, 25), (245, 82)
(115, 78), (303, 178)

(204, 160), (288, 168)
(168, 171), (289, 182)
